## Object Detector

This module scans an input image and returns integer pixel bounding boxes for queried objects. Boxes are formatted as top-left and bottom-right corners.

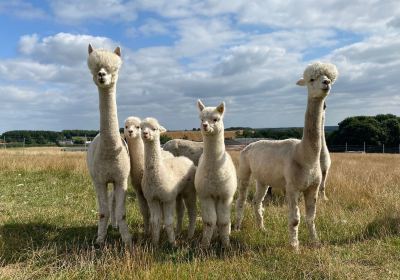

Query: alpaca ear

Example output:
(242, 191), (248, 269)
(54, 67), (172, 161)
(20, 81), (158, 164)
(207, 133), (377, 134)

(88, 44), (94, 54)
(296, 78), (305, 86)
(114, 46), (121, 57)
(159, 126), (167, 133)
(197, 99), (205, 112)
(216, 102), (225, 115)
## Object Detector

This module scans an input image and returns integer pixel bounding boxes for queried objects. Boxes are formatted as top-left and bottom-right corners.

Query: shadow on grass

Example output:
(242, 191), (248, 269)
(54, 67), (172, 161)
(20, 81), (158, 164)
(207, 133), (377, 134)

(0, 222), (252, 266)
(0, 222), (131, 265)
(329, 215), (400, 245)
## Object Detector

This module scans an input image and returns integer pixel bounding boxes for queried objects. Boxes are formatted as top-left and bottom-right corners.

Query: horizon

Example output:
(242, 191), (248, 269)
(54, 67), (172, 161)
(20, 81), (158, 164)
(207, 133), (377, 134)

(1, 1), (400, 134)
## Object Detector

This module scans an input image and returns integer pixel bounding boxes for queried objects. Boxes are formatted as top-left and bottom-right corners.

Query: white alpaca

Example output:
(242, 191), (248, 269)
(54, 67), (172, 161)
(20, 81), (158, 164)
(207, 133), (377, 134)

(235, 62), (338, 250)
(163, 139), (203, 165)
(86, 44), (132, 249)
(141, 117), (197, 246)
(319, 103), (331, 201)
(264, 103), (331, 202)
(109, 116), (174, 233)
(195, 100), (237, 248)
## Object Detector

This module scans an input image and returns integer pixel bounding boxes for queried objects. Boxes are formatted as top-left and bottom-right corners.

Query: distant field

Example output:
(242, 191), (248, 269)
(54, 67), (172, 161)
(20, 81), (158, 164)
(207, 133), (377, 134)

(0, 148), (400, 279)
(164, 130), (238, 141)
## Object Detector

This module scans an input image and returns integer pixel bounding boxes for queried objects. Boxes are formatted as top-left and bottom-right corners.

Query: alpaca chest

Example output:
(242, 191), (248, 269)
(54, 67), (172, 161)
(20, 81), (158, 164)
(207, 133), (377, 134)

(195, 162), (237, 197)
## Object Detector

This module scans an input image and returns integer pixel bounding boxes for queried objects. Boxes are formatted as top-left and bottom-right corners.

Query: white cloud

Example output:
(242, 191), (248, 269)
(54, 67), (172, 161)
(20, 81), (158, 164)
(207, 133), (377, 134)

(49, 0), (137, 23)
(0, 0), (46, 19)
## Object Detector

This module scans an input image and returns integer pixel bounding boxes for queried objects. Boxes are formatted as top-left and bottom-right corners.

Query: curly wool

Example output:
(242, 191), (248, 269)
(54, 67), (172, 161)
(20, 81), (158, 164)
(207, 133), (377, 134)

(303, 62), (338, 84)
(87, 49), (122, 75)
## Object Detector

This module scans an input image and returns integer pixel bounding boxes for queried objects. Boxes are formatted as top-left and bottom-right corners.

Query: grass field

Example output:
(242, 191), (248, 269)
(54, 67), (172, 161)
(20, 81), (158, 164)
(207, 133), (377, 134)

(0, 147), (400, 279)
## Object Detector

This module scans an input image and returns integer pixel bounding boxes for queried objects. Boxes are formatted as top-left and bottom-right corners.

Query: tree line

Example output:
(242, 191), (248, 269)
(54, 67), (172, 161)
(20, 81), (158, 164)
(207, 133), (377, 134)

(1, 114), (399, 147)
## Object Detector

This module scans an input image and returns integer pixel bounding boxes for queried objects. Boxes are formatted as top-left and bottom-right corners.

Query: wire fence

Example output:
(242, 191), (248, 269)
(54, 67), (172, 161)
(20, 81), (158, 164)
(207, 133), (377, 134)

(1, 137), (400, 154)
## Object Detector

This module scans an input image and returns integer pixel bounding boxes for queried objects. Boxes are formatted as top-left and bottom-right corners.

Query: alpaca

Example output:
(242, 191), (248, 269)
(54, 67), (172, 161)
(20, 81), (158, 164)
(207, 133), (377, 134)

(163, 139), (203, 165)
(109, 116), (174, 233)
(235, 62), (338, 250)
(141, 117), (197, 246)
(319, 102), (331, 201)
(195, 100), (237, 248)
(86, 44), (132, 250)
(263, 102), (331, 203)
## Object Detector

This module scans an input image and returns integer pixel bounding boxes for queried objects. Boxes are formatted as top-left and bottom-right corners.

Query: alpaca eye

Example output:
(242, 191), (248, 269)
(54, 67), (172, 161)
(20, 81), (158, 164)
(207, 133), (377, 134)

(310, 78), (315, 82)
(152, 128), (157, 131)
(213, 118), (219, 122)
(136, 126), (140, 129)
(125, 126), (128, 129)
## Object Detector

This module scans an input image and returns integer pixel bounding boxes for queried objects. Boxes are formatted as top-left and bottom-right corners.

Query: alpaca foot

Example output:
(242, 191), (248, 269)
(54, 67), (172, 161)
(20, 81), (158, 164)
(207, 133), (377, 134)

(200, 238), (211, 249)
(221, 237), (231, 249)
(289, 241), (300, 252)
(233, 223), (241, 231)
(321, 195), (329, 202)
(95, 235), (106, 245)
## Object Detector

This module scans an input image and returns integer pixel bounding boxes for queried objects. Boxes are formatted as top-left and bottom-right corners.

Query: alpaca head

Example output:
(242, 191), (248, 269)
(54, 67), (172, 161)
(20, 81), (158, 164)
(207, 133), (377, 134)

(87, 44), (122, 89)
(197, 99), (225, 136)
(124, 116), (142, 140)
(296, 62), (338, 99)
(140, 117), (166, 143)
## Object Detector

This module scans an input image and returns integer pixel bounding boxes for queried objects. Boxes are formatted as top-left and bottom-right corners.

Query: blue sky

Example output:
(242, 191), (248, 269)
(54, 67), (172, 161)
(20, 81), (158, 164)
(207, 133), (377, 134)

(1, 0), (400, 133)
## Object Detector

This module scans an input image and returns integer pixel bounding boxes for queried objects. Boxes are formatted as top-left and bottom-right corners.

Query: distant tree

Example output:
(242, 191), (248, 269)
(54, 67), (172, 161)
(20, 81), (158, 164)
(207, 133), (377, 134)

(160, 134), (172, 144)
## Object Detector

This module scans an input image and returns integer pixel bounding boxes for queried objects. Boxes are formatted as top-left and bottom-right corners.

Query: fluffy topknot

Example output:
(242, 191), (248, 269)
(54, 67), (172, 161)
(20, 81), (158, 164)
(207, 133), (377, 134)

(303, 62), (338, 84)
(87, 48), (122, 75)
(125, 116), (141, 126)
(141, 117), (160, 128)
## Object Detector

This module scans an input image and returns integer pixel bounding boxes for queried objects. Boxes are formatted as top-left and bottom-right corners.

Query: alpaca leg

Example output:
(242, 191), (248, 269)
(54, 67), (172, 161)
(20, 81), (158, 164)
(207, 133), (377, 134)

(287, 189), (301, 250)
(200, 197), (217, 248)
(148, 200), (162, 246)
(137, 189), (150, 235)
(95, 182), (109, 244)
(108, 186), (117, 229)
(319, 171), (329, 201)
(235, 177), (250, 230)
(163, 200), (176, 245)
(253, 181), (268, 231)
(304, 186), (320, 246)
(183, 191), (197, 239)
(217, 198), (233, 248)
(114, 181), (133, 250)
(175, 195), (184, 236)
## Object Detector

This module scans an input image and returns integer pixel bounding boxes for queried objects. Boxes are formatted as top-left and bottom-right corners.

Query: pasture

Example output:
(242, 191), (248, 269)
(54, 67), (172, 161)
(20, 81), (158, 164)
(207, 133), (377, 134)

(0, 147), (399, 279)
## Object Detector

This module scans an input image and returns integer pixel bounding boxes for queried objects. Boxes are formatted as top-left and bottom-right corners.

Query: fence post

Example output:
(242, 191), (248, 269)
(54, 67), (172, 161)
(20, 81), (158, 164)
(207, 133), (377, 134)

(345, 142), (348, 152)
(363, 141), (366, 153)
(383, 144), (385, 154)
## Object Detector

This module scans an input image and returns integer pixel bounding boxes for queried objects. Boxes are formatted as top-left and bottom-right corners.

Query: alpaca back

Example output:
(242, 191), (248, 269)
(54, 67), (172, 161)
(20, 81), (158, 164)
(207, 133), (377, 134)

(163, 156), (196, 194)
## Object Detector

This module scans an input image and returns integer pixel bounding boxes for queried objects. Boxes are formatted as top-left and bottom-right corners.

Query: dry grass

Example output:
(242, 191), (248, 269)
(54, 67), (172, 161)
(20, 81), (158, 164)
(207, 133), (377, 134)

(0, 147), (400, 279)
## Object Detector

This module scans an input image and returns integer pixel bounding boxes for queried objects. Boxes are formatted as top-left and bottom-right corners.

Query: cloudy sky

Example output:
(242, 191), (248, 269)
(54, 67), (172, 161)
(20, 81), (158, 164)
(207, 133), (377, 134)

(1, 0), (400, 133)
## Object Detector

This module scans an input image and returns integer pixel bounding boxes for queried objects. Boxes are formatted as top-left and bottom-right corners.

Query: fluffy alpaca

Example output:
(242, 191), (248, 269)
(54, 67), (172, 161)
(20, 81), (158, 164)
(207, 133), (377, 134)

(235, 62), (338, 250)
(109, 116), (174, 233)
(263, 102), (331, 203)
(86, 44), (132, 249)
(141, 117), (197, 246)
(163, 139), (203, 165)
(195, 100), (237, 248)
(319, 103), (331, 201)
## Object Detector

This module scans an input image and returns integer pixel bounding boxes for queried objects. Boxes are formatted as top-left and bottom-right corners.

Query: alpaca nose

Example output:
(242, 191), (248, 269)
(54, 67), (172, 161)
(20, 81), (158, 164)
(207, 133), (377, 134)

(322, 79), (331, 85)
(202, 123), (208, 129)
(143, 131), (149, 136)
(98, 71), (106, 77)
(128, 129), (133, 134)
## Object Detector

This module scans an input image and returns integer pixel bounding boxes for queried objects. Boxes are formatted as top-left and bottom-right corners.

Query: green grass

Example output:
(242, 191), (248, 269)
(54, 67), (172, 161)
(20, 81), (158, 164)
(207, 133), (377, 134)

(0, 149), (400, 279)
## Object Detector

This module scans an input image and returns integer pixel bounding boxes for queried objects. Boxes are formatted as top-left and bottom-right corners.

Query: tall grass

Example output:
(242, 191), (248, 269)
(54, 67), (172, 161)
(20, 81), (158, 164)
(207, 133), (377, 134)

(0, 148), (399, 279)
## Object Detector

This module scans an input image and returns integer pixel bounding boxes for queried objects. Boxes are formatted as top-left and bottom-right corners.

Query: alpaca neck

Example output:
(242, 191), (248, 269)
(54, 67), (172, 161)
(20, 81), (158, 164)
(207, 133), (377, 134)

(203, 131), (225, 161)
(144, 140), (162, 170)
(321, 111), (328, 151)
(127, 137), (144, 170)
(98, 85), (121, 149)
(299, 97), (324, 164)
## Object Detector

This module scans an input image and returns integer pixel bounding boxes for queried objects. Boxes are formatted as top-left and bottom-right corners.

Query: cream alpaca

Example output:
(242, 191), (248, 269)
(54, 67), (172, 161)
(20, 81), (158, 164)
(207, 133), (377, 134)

(163, 139), (203, 165)
(109, 117), (174, 233)
(86, 44), (132, 250)
(319, 103), (331, 201)
(141, 117), (197, 246)
(195, 100), (237, 248)
(235, 62), (338, 250)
